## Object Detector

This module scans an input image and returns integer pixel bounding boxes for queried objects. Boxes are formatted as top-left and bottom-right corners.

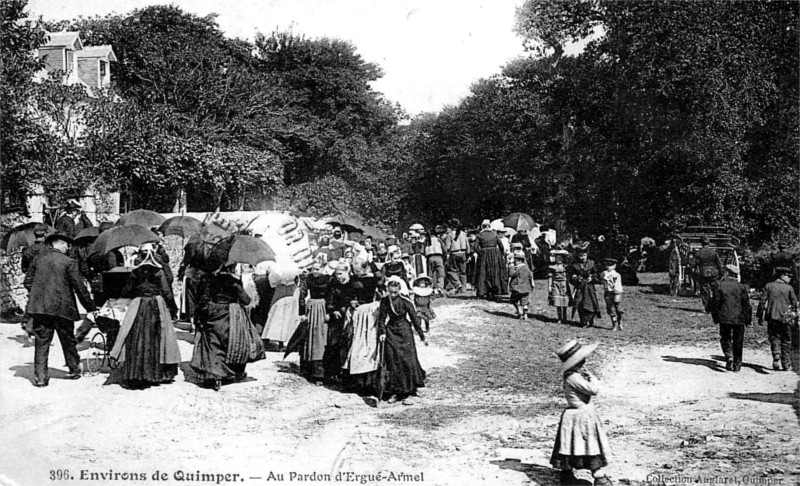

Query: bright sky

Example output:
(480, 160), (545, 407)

(26, 0), (531, 115)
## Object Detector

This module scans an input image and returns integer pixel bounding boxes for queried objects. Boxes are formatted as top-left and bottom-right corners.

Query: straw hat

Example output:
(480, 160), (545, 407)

(413, 274), (433, 286)
(556, 340), (598, 372)
(409, 223), (425, 232)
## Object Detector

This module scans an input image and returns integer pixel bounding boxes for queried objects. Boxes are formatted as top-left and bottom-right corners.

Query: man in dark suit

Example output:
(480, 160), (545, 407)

(21, 224), (50, 274)
(695, 236), (724, 311)
(24, 233), (97, 387)
(758, 267), (798, 371)
(708, 264), (752, 372)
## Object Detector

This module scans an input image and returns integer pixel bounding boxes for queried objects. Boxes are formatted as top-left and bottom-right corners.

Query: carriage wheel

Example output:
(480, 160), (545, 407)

(85, 333), (106, 374)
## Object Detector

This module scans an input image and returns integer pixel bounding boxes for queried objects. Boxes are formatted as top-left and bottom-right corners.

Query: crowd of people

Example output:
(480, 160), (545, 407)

(13, 206), (800, 486)
(15, 213), (643, 395)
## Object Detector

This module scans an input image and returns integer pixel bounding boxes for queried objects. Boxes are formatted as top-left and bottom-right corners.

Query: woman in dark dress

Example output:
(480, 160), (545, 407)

(344, 258), (381, 393)
(109, 244), (180, 389)
(377, 276), (427, 405)
(323, 262), (357, 383)
(301, 261), (331, 382)
(190, 264), (265, 391)
(475, 220), (508, 299)
(382, 246), (408, 284)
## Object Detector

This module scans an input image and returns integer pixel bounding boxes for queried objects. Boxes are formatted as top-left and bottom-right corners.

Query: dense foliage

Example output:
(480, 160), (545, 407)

(2, 0), (797, 249)
(403, 0), (799, 246)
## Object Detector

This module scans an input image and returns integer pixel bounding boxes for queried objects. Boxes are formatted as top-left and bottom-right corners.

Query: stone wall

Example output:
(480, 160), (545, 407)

(0, 250), (26, 316)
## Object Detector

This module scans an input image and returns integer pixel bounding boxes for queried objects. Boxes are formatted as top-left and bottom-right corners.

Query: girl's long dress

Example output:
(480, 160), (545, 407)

(323, 279), (358, 379)
(110, 267), (180, 385)
(549, 264), (571, 307)
(550, 371), (610, 470)
(190, 275), (265, 380)
(475, 231), (508, 298)
(377, 295), (426, 396)
(301, 273), (330, 379)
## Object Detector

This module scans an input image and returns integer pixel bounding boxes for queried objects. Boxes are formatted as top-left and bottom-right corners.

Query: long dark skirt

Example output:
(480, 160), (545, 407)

(383, 320), (426, 397)
(475, 247), (508, 298)
(323, 314), (352, 380)
(191, 302), (263, 380)
(121, 297), (177, 384)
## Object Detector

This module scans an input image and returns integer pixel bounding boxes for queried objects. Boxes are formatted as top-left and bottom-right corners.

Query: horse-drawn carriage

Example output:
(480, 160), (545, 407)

(669, 226), (741, 296)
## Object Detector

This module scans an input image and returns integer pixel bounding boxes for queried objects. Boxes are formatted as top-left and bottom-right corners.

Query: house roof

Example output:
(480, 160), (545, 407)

(43, 32), (83, 50)
(76, 45), (117, 62)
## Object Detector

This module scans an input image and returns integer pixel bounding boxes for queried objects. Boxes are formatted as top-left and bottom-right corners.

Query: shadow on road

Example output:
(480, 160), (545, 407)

(483, 309), (519, 320)
(710, 355), (770, 374)
(491, 459), (589, 486)
(730, 390), (800, 426)
(662, 355), (726, 372)
(655, 305), (705, 313)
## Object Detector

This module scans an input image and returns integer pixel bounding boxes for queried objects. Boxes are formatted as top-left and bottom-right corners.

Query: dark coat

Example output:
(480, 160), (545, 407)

(21, 241), (49, 274)
(25, 250), (96, 321)
(54, 214), (81, 238)
(758, 278), (797, 322)
(695, 246), (723, 278)
(709, 276), (752, 326)
(509, 263), (533, 294)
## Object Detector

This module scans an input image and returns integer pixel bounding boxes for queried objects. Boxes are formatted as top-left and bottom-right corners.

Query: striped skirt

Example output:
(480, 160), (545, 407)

(303, 299), (328, 362)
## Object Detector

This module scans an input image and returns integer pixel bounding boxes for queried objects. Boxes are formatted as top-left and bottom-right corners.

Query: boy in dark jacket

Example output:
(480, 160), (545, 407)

(509, 250), (534, 320)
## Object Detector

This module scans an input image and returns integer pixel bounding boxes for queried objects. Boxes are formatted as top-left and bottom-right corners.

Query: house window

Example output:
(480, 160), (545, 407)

(100, 61), (106, 76)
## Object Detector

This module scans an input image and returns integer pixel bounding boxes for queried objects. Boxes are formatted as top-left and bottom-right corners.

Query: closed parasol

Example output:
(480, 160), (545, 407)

(91, 224), (159, 255)
(115, 209), (166, 228)
(225, 235), (277, 267)
(282, 320), (310, 359)
(502, 213), (536, 232)
(1, 223), (54, 251)
(158, 215), (202, 238)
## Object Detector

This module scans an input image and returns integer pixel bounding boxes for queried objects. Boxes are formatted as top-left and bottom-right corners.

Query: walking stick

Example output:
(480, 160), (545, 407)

(376, 338), (385, 408)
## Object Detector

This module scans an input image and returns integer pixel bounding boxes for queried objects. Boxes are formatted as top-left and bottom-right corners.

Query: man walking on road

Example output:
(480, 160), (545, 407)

(758, 267), (798, 371)
(444, 219), (468, 293)
(24, 233), (97, 387)
(695, 236), (723, 311)
(708, 264), (751, 372)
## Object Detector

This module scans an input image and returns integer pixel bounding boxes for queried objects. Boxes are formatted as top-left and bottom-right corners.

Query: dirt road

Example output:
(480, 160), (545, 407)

(1, 277), (798, 486)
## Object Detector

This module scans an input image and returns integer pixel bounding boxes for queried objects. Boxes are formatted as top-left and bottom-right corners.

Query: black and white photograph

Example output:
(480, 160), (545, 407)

(0, 0), (798, 485)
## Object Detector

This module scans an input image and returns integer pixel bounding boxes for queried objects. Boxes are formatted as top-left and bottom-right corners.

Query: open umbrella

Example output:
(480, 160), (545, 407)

(91, 224), (159, 255)
(158, 215), (202, 238)
(326, 214), (362, 234)
(115, 209), (166, 228)
(225, 235), (276, 267)
(502, 213), (536, 232)
(1, 223), (54, 252)
(74, 226), (100, 243)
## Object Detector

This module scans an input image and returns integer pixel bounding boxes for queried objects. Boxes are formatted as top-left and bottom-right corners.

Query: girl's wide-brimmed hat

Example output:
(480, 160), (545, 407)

(556, 340), (598, 372)
(413, 274), (433, 286)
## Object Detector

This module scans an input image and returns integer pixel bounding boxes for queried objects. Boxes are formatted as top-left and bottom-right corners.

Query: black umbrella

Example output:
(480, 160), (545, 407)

(74, 226), (100, 243)
(158, 215), (202, 238)
(225, 235), (276, 267)
(1, 223), (54, 251)
(91, 224), (159, 255)
(115, 209), (166, 228)
(282, 320), (310, 359)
